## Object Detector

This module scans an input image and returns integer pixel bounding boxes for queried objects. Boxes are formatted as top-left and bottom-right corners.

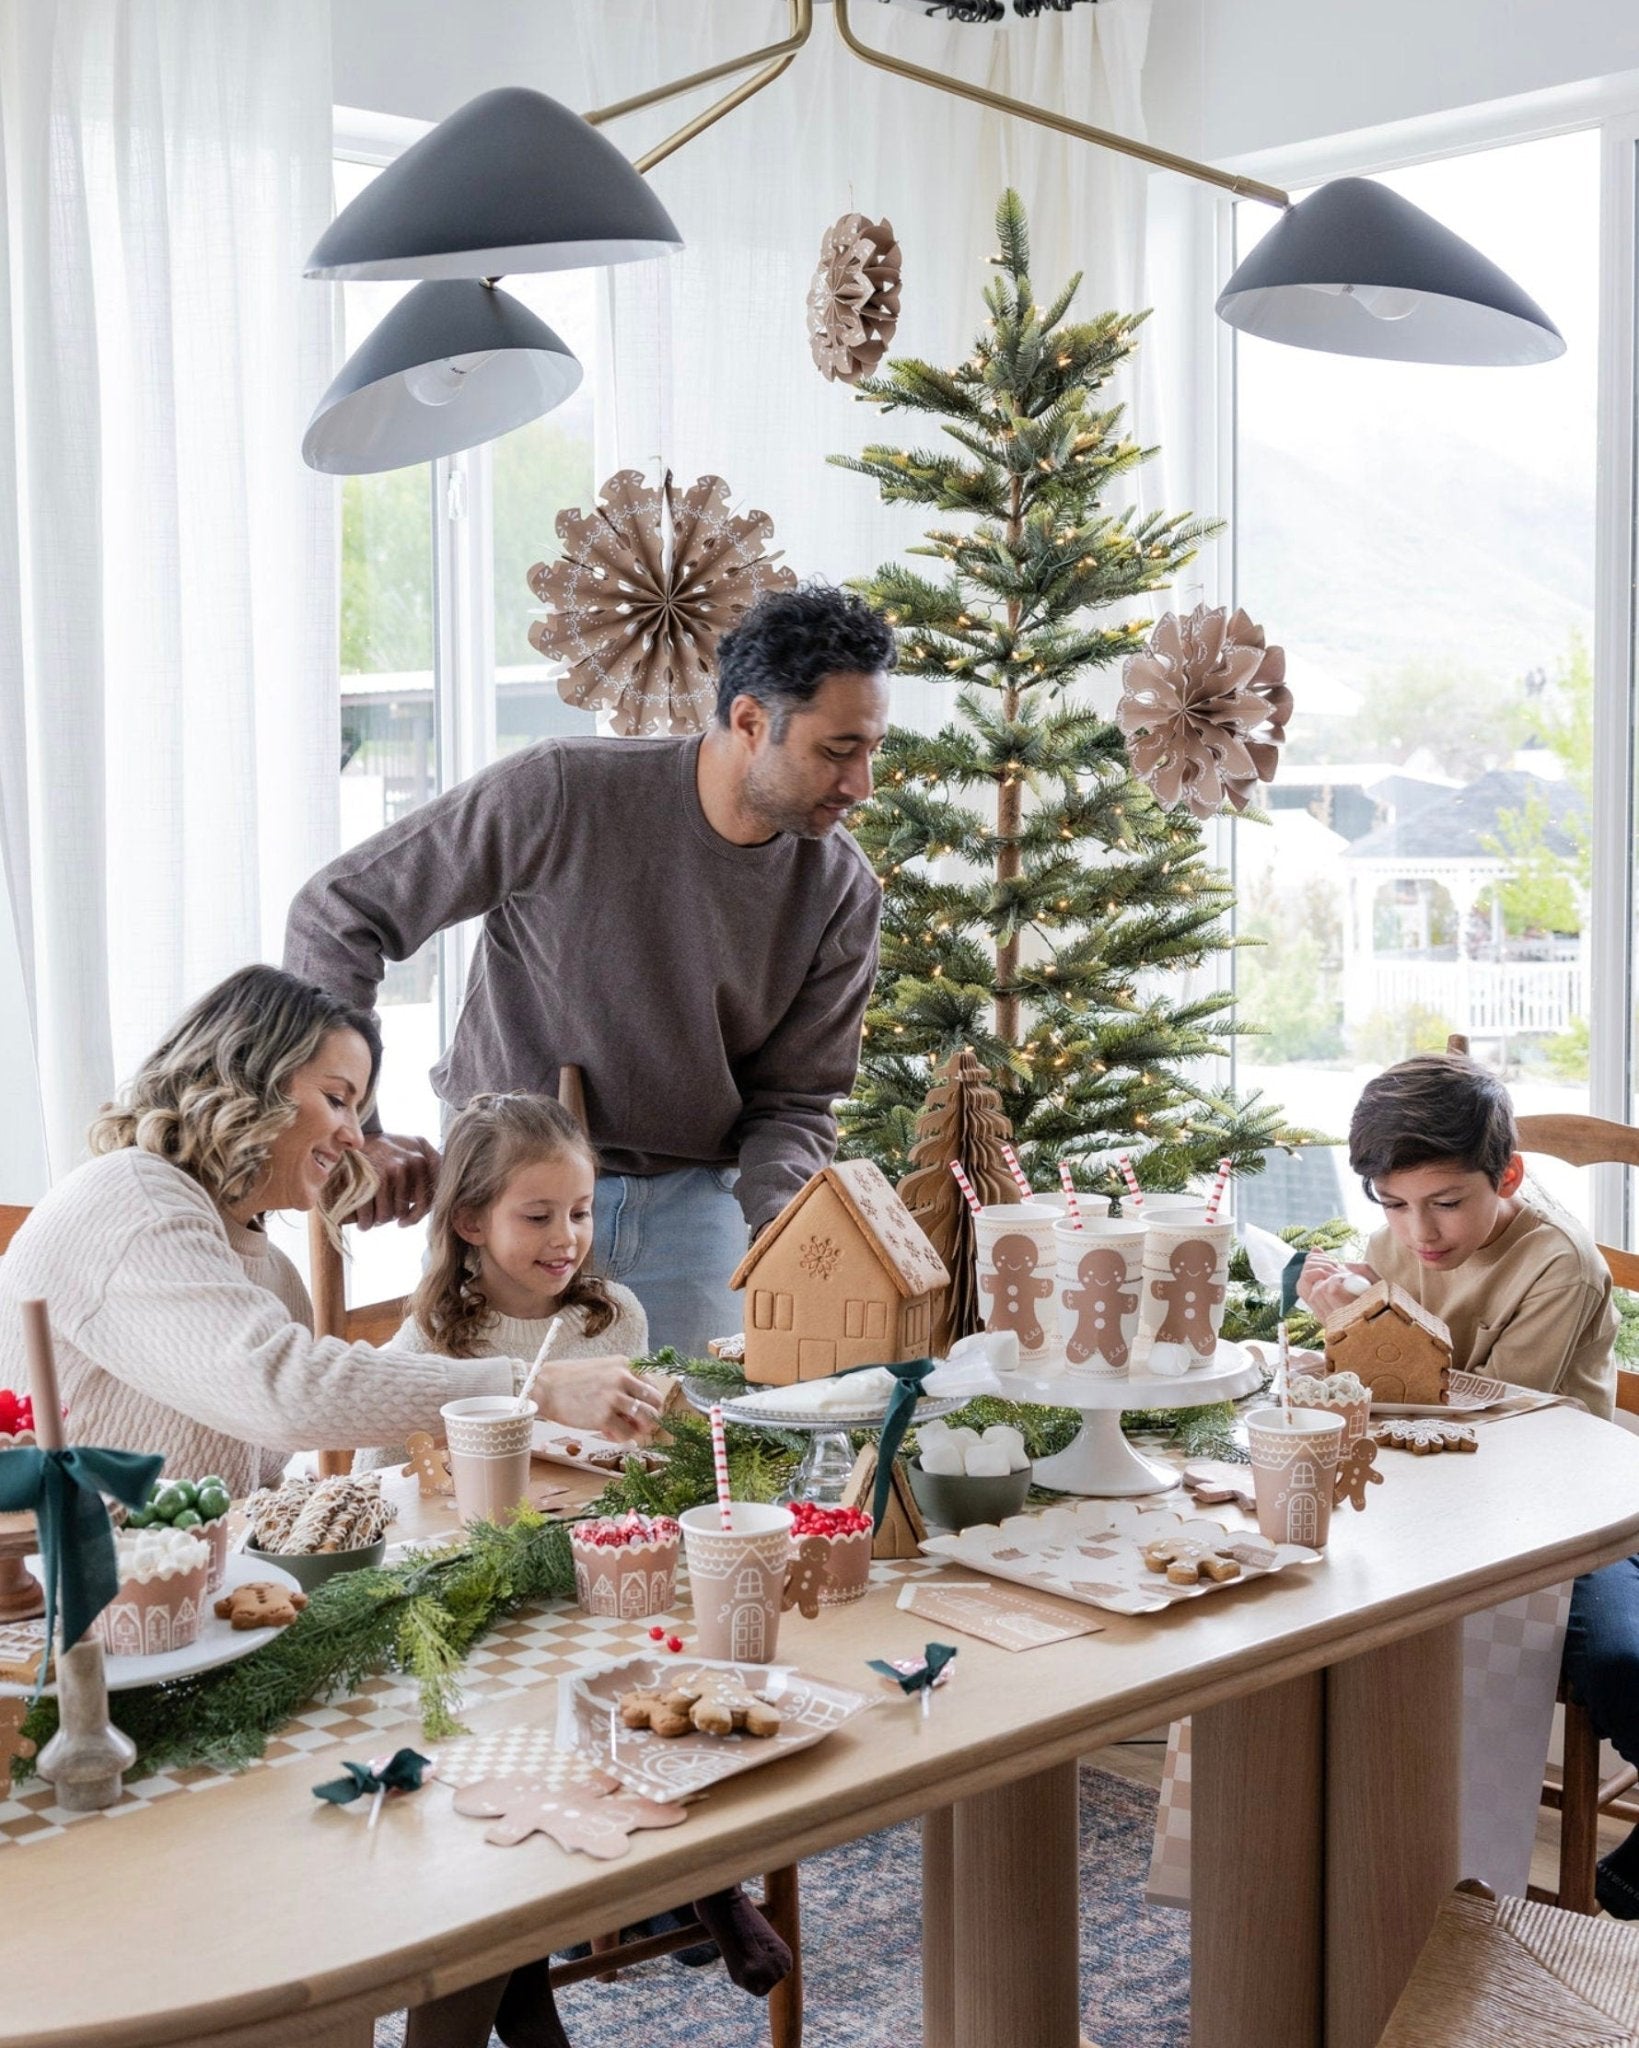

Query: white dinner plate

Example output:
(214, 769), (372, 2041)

(1372, 1369), (1510, 1418)
(0, 1550), (304, 1697)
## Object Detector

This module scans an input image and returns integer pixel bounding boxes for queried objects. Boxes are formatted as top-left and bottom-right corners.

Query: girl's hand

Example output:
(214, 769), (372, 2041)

(538, 1358), (661, 1443)
(1296, 1255), (1378, 1322)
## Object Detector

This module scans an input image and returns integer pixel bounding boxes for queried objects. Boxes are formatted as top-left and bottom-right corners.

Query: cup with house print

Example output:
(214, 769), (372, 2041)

(973, 1202), (1061, 1364)
(440, 1396), (538, 1528)
(571, 1514), (681, 1620)
(1288, 1370), (1371, 1452)
(680, 1502), (794, 1662)
(1134, 1211), (1234, 1376)
(1055, 1213), (1147, 1376)
(1245, 1406), (1346, 1551)
(92, 1527), (210, 1658)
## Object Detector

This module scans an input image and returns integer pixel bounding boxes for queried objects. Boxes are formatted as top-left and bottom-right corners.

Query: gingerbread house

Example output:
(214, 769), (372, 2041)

(1323, 1282), (1453, 1404)
(730, 1159), (950, 1386)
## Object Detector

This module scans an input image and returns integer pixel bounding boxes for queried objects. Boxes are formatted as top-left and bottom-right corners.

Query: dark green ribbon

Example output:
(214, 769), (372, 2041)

(868, 1642), (958, 1695)
(312, 1747), (431, 1807)
(0, 1445), (164, 1678)
(1280, 1248), (1308, 1318)
(837, 1357), (936, 1530)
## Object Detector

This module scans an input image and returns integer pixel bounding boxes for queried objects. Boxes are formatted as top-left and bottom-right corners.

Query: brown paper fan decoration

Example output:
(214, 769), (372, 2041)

(528, 470), (798, 737)
(896, 1047), (1021, 1355)
(1116, 603), (1291, 821)
(807, 213), (903, 385)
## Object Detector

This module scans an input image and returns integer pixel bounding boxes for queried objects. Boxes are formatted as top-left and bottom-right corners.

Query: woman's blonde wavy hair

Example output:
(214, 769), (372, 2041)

(411, 1093), (616, 1358)
(88, 964), (382, 1235)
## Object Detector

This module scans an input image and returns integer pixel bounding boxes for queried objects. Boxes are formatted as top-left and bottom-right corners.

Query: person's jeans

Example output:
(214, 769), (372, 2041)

(592, 1166), (746, 1360)
(1563, 1555), (1639, 1908)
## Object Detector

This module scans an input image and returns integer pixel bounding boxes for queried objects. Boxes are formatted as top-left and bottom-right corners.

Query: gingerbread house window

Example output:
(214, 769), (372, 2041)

(752, 1290), (774, 1330)
(845, 1299), (865, 1339)
(774, 1292), (794, 1330)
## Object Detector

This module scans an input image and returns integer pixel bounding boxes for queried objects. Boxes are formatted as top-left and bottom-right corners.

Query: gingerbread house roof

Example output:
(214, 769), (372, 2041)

(730, 1158), (950, 1299)
(1325, 1280), (1453, 1354)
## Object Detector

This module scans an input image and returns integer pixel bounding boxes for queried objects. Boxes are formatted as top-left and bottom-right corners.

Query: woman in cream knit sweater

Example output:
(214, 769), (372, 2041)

(0, 967), (658, 1494)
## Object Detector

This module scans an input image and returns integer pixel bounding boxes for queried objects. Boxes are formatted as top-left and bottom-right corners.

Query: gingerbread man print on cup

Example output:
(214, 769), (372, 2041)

(1151, 1240), (1225, 1358)
(1063, 1246), (1139, 1370)
(982, 1233), (1055, 1352)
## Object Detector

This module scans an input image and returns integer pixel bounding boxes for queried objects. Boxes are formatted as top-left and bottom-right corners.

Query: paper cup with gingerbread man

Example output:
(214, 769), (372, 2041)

(1135, 1213), (1233, 1376)
(973, 1202), (1060, 1364)
(1055, 1214), (1145, 1376)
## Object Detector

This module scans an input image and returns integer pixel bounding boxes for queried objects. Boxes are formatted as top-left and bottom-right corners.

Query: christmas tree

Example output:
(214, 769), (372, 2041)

(835, 190), (1301, 1194)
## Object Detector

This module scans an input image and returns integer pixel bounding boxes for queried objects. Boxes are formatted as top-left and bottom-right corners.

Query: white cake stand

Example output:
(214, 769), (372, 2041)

(1011, 1342), (1266, 1498)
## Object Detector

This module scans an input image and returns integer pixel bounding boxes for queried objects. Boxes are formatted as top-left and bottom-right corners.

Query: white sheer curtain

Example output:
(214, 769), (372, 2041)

(575, 0), (1159, 666)
(0, 0), (337, 1195)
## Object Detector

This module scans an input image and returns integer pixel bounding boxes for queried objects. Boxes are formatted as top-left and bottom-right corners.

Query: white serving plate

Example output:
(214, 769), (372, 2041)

(717, 1386), (963, 1429)
(531, 1420), (666, 1477)
(0, 1550), (304, 1697)
(921, 1498), (1321, 1616)
(1372, 1369), (1509, 1418)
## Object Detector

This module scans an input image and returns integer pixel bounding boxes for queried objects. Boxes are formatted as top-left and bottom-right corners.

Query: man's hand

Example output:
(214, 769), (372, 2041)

(1296, 1253), (1378, 1323)
(534, 1359), (662, 1443)
(350, 1131), (440, 1229)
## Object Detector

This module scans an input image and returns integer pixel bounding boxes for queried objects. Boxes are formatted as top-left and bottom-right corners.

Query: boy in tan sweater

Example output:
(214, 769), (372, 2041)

(1298, 1052), (1616, 1420)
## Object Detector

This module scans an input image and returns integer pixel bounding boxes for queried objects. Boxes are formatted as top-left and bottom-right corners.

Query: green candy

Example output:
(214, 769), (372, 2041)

(195, 1485), (231, 1523)
(171, 1508), (203, 1530)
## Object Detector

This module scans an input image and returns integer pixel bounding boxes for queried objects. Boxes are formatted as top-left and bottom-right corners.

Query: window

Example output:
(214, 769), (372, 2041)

(1231, 131), (1600, 1231)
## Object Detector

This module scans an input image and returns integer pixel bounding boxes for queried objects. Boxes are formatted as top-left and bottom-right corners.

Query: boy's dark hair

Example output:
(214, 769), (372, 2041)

(1348, 1053), (1518, 1195)
(714, 583), (896, 735)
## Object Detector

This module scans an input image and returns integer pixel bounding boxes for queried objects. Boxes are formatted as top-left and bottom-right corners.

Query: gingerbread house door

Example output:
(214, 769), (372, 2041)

(797, 1338), (836, 1378)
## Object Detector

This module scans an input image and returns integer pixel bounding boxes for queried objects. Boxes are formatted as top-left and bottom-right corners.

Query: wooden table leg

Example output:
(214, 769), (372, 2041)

(1192, 1671), (1324, 2048)
(1325, 1620), (1462, 2048)
(923, 1805), (955, 2048)
(949, 1760), (1080, 2048)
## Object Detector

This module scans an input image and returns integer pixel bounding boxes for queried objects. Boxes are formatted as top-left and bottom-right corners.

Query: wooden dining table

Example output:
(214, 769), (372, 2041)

(10, 1403), (1639, 2048)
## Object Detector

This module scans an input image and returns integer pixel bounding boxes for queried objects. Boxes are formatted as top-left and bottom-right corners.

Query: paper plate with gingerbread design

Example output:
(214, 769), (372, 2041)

(1371, 1369), (1510, 1418)
(558, 1654), (875, 1804)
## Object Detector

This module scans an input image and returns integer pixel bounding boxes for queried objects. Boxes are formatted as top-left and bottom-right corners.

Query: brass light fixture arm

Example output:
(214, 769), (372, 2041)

(583, 0), (814, 176)
(830, 0), (1286, 207)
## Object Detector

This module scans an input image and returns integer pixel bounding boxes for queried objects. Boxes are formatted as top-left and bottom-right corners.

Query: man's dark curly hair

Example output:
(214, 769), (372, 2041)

(714, 583), (897, 735)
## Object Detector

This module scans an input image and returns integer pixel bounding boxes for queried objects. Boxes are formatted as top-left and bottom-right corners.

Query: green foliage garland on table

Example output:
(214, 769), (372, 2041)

(831, 188), (1317, 1194)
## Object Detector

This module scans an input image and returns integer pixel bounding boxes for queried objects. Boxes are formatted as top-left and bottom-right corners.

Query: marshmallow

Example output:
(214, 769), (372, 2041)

(963, 1442), (1013, 1478)
(1005, 1444), (1031, 1473)
(918, 1441), (967, 1476)
(981, 1423), (1025, 1451)
(917, 1418), (951, 1443)
(943, 1427), (981, 1453)
(1147, 1342), (1193, 1379)
(983, 1329), (1020, 1374)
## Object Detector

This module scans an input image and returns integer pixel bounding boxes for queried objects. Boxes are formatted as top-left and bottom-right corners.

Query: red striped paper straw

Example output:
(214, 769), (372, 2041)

(999, 1143), (1034, 1202)
(709, 1404), (733, 1531)
(1115, 1152), (1145, 1213)
(948, 1160), (983, 1216)
(1057, 1161), (1084, 1229)
(1204, 1156), (1233, 1223)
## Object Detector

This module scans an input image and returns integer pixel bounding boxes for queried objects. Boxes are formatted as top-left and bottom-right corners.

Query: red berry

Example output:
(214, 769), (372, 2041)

(648, 1625), (665, 1641)
(666, 1635), (683, 1654)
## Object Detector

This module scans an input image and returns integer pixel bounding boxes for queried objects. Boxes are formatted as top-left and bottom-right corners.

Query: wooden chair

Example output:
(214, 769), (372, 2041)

(308, 1075), (805, 2044)
(0, 1206), (28, 1256)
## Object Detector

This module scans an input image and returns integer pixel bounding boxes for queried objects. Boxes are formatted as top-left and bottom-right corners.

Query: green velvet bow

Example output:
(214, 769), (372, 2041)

(868, 1642), (958, 1695)
(0, 1444), (165, 1674)
(312, 1747), (431, 1807)
(837, 1357), (936, 1529)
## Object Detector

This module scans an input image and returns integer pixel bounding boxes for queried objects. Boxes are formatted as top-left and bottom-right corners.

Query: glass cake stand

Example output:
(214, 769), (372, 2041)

(1005, 1342), (1266, 1498)
(682, 1378), (964, 1505)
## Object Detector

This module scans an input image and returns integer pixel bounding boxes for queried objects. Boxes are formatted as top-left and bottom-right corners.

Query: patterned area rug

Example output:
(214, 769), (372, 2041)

(373, 1761), (1187, 2048)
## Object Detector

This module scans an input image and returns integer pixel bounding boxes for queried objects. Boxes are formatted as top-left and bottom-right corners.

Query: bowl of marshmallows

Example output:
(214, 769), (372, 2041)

(908, 1418), (1032, 1531)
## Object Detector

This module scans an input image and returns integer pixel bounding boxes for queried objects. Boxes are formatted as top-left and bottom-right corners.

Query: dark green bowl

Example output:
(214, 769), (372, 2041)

(245, 1533), (386, 1592)
(907, 1458), (1032, 1533)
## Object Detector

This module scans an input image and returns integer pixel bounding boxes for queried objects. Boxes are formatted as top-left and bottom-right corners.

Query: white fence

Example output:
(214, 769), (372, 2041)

(1346, 958), (1585, 1037)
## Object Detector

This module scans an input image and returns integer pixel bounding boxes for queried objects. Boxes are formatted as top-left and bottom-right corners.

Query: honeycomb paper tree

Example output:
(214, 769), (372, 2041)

(897, 1047), (1021, 1352)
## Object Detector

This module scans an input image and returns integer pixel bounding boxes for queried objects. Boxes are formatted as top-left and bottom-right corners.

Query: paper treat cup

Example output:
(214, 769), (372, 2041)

(93, 1558), (209, 1658)
(195, 1514), (231, 1596)
(571, 1528), (680, 1620)
(973, 1202), (1061, 1363)
(1246, 1406), (1345, 1551)
(1289, 1376), (1371, 1452)
(440, 1396), (537, 1528)
(814, 1525), (873, 1606)
(1055, 1215), (1146, 1376)
(680, 1502), (793, 1661)
(1134, 1214), (1234, 1375)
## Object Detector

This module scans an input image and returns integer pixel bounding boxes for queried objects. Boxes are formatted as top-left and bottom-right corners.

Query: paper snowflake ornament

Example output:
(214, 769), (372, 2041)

(1117, 603), (1291, 820)
(528, 469), (797, 737)
(807, 213), (903, 385)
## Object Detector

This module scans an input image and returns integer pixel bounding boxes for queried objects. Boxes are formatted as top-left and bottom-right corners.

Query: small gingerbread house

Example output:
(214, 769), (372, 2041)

(1323, 1282), (1453, 1405)
(730, 1159), (950, 1386)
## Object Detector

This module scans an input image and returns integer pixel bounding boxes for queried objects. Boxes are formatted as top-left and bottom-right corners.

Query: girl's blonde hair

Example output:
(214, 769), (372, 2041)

(88, 964), (381, 1234)
(411, 1093), (616, 1358)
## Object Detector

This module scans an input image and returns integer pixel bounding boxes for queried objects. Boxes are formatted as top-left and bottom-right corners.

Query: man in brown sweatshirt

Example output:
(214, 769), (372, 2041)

(285, 584), (893, 1357)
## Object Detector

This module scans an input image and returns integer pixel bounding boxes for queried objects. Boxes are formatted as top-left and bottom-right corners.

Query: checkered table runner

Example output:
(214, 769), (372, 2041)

(0, 1553), (946, 1849)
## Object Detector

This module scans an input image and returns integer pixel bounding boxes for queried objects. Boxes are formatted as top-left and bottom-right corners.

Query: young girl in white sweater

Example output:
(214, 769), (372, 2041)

(394, 1095), (790, 2048)
(389, 1092), (648, 1369)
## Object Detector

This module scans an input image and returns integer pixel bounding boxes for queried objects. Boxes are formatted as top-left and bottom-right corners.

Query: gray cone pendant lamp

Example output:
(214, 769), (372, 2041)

(302, 87), (680, 474)
(1215, 177), (1564, 366)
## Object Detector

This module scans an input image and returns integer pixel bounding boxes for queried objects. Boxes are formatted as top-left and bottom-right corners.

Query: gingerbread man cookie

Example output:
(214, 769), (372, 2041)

(1063, 1246), (1138, 1368)
(781, 1535), (832, 1620)
(214, 1581), (309, 1631)
(1149, 1240), (1225, 1357)
(981, 1233), (1054, 1351)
